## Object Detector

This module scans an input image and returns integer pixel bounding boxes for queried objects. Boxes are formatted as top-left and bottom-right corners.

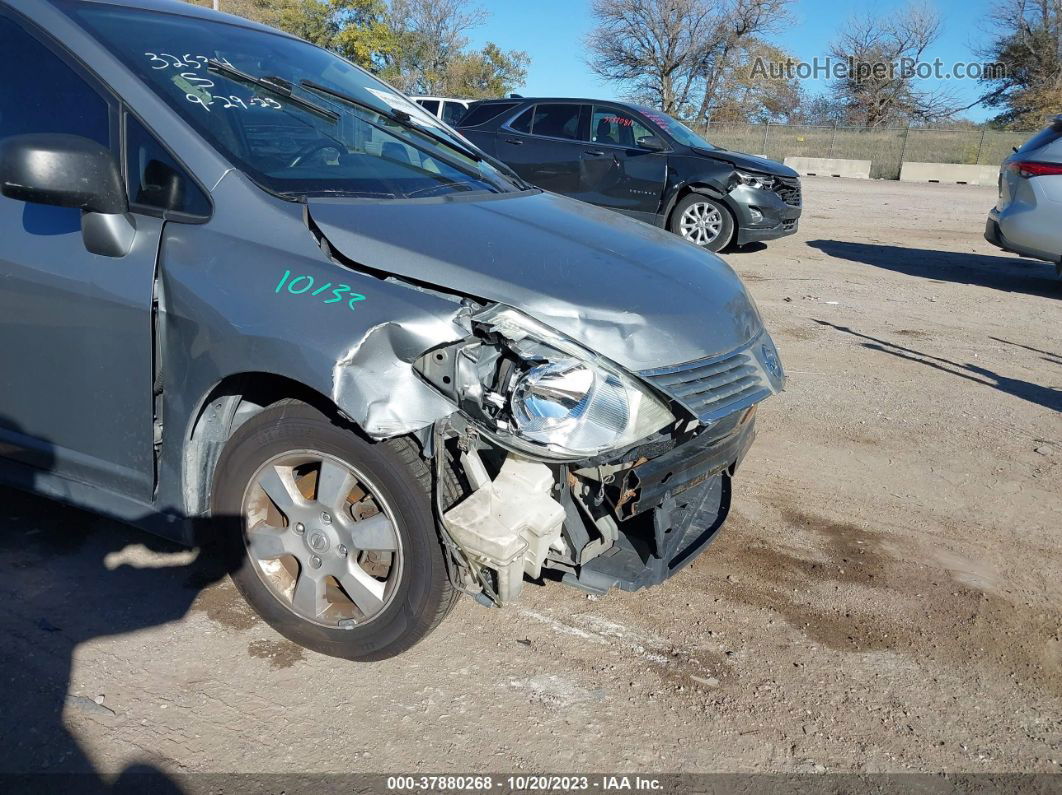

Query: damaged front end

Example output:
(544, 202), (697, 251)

(414, 303), (783, 605)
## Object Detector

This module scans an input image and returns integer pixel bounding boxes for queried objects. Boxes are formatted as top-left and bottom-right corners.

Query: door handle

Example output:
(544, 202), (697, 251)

(504, 138), (524, 145)
(584, 149), (606, 156)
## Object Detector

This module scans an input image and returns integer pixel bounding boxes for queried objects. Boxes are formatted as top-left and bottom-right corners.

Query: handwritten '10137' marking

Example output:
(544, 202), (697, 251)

(275, 270), (366, 311)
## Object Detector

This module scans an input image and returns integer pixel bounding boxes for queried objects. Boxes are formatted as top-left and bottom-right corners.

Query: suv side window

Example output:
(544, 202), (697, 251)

(125, 114), (211, 217)
(529, 104), (583, 141)
(440, 101), (466, 126)
(0, 16), (111, 145)
(509, 106), (534, 134)
(591, 106), (653, 148)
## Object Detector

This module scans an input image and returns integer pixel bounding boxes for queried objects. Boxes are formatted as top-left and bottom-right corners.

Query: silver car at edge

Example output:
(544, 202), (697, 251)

(0, 0), (784, 660)
(986, 114), (1062, 275)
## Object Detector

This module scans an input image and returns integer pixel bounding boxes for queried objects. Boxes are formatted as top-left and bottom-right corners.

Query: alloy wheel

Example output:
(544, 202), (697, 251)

(679, 201), (724, 247)
(240, 450), (403, 628)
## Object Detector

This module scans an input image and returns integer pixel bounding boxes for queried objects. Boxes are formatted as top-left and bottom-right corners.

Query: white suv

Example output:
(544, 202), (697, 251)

(412, 96), (471, 126)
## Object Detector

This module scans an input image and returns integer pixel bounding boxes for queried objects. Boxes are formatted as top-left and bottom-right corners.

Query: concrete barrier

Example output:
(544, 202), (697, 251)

(783, 156), (872, 179)
(899, 162), (1000, 186)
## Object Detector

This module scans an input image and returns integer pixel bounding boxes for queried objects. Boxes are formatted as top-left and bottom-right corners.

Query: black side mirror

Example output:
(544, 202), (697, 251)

(0, 133), (127, 215)
(1, 134), (136, 257)
(637, 135), (666, 152)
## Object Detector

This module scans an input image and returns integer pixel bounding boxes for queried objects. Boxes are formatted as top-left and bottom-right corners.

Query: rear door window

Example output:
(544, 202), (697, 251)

(508, 106), (533, 134)
(528, 104), (583, 141)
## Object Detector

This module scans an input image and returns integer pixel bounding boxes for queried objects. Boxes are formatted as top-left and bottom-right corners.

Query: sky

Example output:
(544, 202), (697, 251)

(466, 0), (997, 122)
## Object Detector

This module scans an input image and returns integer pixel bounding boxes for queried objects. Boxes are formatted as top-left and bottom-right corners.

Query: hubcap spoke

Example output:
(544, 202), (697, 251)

(257, 465), (304, 515)
(292, 569), (328, 617)
(348, 513), (397, 551)
(316, 459), (357, 513)
(247, 525), (290, 560)
(339, 564), (386, 615)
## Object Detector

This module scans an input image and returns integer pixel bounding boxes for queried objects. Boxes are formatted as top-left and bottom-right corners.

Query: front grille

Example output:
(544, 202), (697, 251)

(640, 348), (772, 423)
(773, 177), (801, 206)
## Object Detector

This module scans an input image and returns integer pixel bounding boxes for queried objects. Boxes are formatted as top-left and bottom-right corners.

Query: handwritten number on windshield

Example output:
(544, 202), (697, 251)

(145, 52), (280, 112)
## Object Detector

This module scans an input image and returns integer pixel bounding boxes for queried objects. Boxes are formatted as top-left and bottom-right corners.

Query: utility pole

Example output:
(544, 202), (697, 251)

(213, 0), (220, 10)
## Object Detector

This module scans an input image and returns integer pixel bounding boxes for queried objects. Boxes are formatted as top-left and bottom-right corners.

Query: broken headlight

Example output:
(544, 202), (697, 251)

(419, 305), (676, 460)
(734, 170), (775, 191)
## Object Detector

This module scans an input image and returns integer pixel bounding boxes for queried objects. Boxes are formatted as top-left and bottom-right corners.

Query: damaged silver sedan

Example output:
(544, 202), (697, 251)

(0, 0), (783, 659)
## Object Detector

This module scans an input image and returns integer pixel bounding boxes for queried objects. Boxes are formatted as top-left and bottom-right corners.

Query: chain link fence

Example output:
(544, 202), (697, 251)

(697, 123), (1033, 180)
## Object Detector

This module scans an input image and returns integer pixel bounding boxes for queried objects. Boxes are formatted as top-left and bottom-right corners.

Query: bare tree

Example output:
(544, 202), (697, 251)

(829, 2), (961, 127)
(585, 0), (792, 121)
(979, 0), (1062, 128)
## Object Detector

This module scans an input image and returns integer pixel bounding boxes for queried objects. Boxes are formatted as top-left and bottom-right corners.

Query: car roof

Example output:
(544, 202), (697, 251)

(52, 0), (294, 38)
(474, 97), (639, 107)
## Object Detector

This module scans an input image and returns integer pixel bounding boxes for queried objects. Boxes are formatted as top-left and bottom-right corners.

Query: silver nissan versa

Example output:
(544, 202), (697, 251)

(0, 0), (784, 660)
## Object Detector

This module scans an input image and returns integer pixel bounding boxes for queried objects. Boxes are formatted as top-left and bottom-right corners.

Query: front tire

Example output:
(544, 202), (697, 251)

(210, 400), (456, 661)
(670, 194), (735, 252)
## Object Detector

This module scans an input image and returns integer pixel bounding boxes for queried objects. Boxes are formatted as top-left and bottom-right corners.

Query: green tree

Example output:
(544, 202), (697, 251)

(442, 43), (530, 99)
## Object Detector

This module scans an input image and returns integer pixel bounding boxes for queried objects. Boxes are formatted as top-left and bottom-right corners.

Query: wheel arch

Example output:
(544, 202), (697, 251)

(181, 372), (365, 519)
(663, 181), (737, 230)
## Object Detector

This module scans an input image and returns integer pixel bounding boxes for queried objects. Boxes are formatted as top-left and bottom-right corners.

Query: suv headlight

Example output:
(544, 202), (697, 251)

(418, 305), (676, 460)
(734, 170), (775, 190)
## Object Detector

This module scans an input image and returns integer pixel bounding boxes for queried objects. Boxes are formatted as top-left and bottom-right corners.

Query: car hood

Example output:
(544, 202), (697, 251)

(693, 147), (798, 178)
(308, 190), (764, 372)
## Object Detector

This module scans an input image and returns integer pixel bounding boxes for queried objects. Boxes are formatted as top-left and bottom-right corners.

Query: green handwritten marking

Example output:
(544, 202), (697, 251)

(287, 275), (314, 294)
(276, 270), (367, 311)
(325, 284), (350, 304)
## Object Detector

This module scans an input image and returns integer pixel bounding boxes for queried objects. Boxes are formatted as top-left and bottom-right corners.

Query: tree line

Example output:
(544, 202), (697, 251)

(193, 0), (1057, 130)
(183, 0), (529, 98)
(587, 0), (1061, 130)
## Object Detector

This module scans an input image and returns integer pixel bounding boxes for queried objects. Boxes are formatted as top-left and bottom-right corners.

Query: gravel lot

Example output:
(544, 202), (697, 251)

(0, 176), (1059, 778)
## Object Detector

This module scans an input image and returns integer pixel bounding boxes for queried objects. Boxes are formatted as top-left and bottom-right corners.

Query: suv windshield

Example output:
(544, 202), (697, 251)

(65, 3), (522, 199)
(635, 106), (716, 150)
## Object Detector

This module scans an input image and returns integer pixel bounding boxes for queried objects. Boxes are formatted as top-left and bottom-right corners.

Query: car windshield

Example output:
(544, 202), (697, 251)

(635, 106), (716, 150)
(65, 3), (522, 199)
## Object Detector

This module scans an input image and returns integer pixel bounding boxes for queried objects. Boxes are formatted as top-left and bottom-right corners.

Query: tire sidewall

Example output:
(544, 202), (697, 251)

(671, 194), (735, 253)
(210, 402), (449, 661)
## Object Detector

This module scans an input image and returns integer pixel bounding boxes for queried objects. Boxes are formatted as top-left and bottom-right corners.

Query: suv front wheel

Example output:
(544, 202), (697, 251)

(211, 400), (457, 661)
(671, 194), (734, 252)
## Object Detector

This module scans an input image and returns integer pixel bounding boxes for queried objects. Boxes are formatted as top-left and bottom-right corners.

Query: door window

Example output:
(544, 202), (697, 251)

(529, 104), (583, 140)
(416, 99), (440, 116)
(440, 101), (466, 126)
(126, 114), (211, 217)
(508, 107), (533, 134)
(591, 107), (653, 149)
(0, 16), (111, 145)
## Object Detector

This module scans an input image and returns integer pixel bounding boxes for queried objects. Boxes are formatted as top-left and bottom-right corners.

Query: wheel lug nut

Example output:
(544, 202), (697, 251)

(310, 555), (322, 569)
(294, 522), (305, 534)
(337, 545), (348, 558)
(321, 512), (331, 524)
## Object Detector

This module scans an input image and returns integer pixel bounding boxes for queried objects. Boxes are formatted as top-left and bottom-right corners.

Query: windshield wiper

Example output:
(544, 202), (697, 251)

(207, 60), (339, 122)
(298, 80), (483, 163)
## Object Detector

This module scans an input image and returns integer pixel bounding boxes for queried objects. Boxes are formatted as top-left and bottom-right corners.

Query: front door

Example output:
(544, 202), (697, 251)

(0, 14), (159, 499)
(578, 105), (667, 221)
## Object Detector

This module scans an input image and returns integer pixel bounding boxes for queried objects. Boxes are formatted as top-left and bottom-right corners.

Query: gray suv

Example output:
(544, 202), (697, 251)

(985, 115), (1062, 274)
(0, 0), (783, 660)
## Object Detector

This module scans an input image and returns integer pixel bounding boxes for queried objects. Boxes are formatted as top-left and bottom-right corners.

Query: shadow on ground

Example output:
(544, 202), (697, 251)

(0, 420), (238, 793)
(806, 239), (1061, 298)
(813, 320), (1062, 413)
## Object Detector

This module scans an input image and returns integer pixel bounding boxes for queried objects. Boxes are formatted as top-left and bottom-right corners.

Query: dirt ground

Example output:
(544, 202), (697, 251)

(0, 177), (1059, 778)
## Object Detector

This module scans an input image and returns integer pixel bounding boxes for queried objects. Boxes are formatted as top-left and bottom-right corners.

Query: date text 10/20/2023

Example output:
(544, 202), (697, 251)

(275, 270), (367, 311)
